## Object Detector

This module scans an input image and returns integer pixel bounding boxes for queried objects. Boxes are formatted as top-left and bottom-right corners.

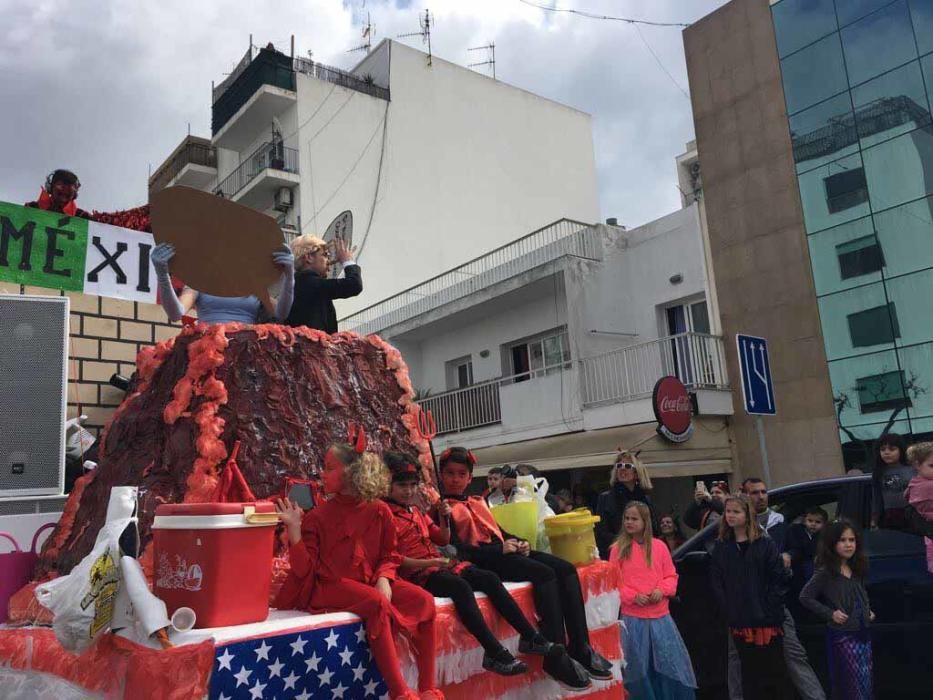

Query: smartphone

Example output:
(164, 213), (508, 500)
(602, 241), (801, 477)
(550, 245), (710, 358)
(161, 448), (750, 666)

(696, 480), (709, 495)
(288, 483), (315, 511)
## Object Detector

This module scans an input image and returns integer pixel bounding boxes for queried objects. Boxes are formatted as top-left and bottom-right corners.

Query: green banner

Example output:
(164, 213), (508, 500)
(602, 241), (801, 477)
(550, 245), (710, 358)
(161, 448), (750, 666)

(0, 202), (89, 292)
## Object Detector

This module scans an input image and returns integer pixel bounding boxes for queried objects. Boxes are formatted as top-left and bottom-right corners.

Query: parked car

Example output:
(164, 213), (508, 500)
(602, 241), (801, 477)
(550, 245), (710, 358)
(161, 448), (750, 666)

(669, 474), (933, 699)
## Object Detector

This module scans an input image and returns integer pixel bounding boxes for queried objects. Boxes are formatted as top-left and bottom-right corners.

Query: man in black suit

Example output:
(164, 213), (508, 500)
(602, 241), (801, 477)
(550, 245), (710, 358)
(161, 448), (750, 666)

(286, 235), (362, 333)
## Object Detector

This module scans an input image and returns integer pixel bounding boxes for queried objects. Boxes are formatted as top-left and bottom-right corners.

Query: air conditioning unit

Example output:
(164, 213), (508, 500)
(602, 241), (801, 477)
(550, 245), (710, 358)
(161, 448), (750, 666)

(274, 187), (294, 212)
(0, 295), (68, 497)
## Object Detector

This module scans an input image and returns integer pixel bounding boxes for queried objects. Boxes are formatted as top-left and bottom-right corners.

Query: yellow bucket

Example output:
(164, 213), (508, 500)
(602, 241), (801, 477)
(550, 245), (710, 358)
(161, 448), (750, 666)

(491, 501), (539, 549)
(544, 509), (601, 566)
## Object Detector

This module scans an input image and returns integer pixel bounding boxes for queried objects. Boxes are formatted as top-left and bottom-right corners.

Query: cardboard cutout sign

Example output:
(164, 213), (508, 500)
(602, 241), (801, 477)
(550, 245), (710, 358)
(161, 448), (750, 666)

(150, 187), (283, 311)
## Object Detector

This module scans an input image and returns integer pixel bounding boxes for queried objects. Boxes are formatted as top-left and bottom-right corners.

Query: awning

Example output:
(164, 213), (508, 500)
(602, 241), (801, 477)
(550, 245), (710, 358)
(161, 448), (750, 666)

(469, 417), (734, 478)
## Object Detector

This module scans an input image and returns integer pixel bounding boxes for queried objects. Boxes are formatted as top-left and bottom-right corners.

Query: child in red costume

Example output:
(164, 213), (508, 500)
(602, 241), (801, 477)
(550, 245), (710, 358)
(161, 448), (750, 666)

(438, 447), (615, 692)
(274, 438), (443, 700)
(385, 452), (569, 678)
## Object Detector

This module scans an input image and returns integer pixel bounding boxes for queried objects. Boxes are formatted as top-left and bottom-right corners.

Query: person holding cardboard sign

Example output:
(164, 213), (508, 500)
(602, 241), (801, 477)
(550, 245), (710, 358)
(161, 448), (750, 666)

(151, 242), (294, 324)
(286, 234), (362, 333)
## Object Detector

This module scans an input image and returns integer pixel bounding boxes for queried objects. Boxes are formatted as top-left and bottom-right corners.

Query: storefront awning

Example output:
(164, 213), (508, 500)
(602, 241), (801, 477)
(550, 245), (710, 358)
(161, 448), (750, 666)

(469, 417), (734, 478)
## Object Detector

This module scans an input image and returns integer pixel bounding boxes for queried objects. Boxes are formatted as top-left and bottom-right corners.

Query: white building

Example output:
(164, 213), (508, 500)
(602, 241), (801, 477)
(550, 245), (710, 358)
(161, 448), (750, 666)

(149, 39), (599, 317)
(342, 199), (736, 510)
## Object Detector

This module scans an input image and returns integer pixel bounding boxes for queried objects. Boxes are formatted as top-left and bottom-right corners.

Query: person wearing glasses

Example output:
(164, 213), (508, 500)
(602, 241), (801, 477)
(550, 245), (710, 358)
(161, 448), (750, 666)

(286, 234), (362, 333)
(595, 450), (657, 559)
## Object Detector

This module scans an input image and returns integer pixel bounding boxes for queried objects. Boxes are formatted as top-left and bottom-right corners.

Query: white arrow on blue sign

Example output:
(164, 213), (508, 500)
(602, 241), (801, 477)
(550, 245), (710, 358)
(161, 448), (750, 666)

(737, 334), (776, 416)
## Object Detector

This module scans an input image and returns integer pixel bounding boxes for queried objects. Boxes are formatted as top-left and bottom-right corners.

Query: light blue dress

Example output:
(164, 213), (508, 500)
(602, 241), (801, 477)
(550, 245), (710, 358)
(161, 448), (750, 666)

(194, 292), (262, 324)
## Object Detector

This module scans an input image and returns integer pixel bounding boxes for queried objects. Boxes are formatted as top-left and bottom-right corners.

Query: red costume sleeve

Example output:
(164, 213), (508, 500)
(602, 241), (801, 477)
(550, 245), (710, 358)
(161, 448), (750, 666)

(374, 502), (402, 582)
(426, 514), (449, 546)
(288, 510), (321, 581)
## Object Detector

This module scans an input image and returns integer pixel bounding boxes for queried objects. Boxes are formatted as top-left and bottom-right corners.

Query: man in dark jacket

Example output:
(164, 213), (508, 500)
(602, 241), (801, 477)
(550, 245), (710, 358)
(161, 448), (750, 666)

(286, 235), (362, 332)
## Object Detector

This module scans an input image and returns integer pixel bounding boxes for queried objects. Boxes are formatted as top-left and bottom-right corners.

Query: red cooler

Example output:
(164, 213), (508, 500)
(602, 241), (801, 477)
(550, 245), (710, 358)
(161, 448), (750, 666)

(152, 502), (278, 628)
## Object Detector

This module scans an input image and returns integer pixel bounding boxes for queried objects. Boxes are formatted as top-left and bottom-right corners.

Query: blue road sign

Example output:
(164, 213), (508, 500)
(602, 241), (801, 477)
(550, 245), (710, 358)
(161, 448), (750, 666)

(737, 334), (776, 416)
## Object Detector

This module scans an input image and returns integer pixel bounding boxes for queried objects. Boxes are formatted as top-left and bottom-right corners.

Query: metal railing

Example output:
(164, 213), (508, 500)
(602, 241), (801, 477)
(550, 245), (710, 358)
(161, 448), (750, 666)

(294, 57), (391, 101)
(148, 140), (216, 195)
(580, 333), (728, 407)
(419, 362), (572, 435)
(216, 142), (299, 199)
(341, 219), (599, 335)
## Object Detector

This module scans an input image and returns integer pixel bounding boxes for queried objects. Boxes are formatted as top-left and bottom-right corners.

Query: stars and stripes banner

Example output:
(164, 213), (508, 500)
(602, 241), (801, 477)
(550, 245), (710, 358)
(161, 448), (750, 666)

(210, 622), (388, 700)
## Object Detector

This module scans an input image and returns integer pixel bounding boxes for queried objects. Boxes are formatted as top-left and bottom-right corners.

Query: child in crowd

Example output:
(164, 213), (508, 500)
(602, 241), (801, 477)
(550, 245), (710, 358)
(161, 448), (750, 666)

(483, 466), (503, 503)
(905, 442), (933, 572)
(785, 506), (827, 596)
(711, 496), (793, 700)
(799, 519), (874, 700)
(383, 451), (560, 677)
(610, 502), (697, 699)
(274, 436), (442, 700)
(438, 447), (614, 691)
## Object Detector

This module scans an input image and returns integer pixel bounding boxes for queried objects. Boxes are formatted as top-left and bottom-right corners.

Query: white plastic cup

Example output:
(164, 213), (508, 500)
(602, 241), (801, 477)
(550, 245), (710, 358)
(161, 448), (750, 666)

(171, 607), (197, 633)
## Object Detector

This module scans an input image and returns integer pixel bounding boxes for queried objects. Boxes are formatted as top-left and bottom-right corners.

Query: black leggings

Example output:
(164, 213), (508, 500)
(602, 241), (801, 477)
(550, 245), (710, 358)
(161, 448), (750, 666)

(424, 566), (537, 655)
(734, 635), (795, 700)
(473, 551), (591, 657)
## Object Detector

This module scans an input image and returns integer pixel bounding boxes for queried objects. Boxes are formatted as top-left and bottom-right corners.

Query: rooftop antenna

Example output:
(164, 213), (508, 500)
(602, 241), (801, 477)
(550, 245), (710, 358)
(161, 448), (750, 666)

(348, 12), (375, 54)
(398, 9), (434, 66)
(467, 42), (496, 79)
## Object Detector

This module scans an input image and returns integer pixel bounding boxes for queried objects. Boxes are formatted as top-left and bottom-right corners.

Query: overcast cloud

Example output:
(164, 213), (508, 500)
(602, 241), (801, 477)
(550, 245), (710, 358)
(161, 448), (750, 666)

(0, 0), (728, 228)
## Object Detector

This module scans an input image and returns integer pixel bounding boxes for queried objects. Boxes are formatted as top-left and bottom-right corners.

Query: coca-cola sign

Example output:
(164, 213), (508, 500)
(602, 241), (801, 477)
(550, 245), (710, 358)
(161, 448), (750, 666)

(653, 376), (694, 443)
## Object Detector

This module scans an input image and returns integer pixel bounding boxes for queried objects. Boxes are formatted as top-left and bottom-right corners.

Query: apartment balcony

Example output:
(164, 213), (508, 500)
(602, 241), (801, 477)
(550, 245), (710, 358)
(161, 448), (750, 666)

(341, 219), (601, 336)
(216, 142), (300, 211)
(417, 333), (731, 439)
(148, 137), (217, 197)
(212, 48), (390, 152)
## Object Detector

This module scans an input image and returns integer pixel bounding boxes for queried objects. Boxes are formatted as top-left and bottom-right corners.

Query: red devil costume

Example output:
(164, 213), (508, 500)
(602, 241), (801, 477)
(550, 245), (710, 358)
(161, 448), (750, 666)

(275, 430), (441, 700)
(437, 447), (616, 689)
(384, 452), (559, 677)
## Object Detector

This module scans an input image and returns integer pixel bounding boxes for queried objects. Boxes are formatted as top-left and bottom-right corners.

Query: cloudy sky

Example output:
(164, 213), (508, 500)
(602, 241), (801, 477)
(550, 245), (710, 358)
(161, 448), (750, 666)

(0, 0), (729, 228)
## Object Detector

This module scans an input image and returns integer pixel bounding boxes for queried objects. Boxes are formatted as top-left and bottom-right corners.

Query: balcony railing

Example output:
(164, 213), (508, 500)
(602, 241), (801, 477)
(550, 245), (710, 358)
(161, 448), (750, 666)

(212, 47), (390, 135)
(580, 333), (728, 407)
(216, 142), (299, 199)
(341, 219), (599, 335)
(148, 139), (216, 195)
(418, 334), (728, 435)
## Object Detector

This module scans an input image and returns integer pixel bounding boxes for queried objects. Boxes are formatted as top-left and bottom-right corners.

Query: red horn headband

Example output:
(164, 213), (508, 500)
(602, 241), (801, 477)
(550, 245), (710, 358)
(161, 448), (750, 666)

(347, 422), (368, 455)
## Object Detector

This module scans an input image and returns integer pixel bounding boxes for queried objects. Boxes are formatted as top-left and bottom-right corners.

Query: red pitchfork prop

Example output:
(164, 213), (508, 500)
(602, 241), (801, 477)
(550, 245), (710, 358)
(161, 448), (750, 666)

(414, 406), (448, 526)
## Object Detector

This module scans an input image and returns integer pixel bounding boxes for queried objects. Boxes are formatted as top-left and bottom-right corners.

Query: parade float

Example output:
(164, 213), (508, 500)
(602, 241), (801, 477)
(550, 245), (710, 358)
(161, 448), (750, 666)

(0, 188), (624, 699)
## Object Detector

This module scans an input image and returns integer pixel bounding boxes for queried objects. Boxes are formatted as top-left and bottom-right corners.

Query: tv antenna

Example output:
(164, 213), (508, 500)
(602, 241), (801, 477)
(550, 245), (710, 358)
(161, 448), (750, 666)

(468, 42), (496, 80)
(398, 9), (434, 66)
(348, 12), (375, 54)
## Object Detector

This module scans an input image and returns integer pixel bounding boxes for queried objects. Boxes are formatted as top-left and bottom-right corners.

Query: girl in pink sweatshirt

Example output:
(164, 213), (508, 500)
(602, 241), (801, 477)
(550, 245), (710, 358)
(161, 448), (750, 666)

(610, 501), (697, 700)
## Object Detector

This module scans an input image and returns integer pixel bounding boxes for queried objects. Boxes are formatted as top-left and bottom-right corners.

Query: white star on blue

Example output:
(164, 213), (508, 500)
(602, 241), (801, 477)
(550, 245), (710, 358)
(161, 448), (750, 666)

(209, 622), (387, 699)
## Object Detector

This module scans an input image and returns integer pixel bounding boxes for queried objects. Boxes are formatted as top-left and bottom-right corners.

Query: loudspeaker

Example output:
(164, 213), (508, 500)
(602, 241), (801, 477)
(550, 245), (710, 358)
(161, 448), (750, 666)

(0, 294), (68, 497)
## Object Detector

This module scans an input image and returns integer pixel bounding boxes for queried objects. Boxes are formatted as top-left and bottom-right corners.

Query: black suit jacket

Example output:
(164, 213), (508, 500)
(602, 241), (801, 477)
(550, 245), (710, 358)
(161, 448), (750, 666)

(286, 265), (362, 333)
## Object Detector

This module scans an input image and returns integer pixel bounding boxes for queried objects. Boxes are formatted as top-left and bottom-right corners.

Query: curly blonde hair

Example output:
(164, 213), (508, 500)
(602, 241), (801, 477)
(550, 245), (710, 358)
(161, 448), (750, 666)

(290, 234), (328, 271)
(329, 443), (389, 501)
(907, 441), (933, 466)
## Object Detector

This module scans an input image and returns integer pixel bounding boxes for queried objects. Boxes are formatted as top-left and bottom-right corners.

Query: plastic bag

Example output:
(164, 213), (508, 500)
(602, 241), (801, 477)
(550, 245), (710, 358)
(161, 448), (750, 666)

(517, 475), (556, 552)
(35, 518), (129, 653)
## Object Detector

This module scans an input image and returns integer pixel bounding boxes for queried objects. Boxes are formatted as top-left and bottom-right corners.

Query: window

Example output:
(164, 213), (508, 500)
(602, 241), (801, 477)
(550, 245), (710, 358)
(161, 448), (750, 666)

(851, 61), (932, 148)
(862, 124), (933, 212)
(837, 234), (884, 279)
(825, 167), (869, 213)
(840, 1), (917, 87)
(847, 303), (900, 347)
(780, 33), (849, 114)
(799, 153), (871, 233)
(445, 356), (473, 390)
(914, 0), (933, 57)
(789, 92), (858, 173)
(771, 0), (837, 58)
(507, 328), (571, 381)
(837, 0), (900, 27)
(856, 370), (912, 413)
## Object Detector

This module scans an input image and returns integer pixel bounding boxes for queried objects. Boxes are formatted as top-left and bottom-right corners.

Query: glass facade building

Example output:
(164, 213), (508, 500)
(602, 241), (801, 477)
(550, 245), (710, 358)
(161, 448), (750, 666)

(771, 0), (933, 458)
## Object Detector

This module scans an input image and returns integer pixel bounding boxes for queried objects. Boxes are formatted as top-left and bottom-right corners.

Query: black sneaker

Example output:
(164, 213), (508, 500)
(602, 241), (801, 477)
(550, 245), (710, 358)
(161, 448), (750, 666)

(518, 634), (561, 656)
(482, 652), (528, 676)
(542, 649), (592, 692)
(571, 646), (613, 681)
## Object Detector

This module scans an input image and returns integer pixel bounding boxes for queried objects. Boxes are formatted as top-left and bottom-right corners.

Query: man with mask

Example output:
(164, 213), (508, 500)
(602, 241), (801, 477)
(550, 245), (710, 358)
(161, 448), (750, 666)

(26, 169), (91, 219)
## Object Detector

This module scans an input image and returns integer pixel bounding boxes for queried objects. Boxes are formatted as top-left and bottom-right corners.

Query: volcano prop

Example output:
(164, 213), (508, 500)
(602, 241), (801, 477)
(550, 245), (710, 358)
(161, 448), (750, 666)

(34, 324), (433, 580)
